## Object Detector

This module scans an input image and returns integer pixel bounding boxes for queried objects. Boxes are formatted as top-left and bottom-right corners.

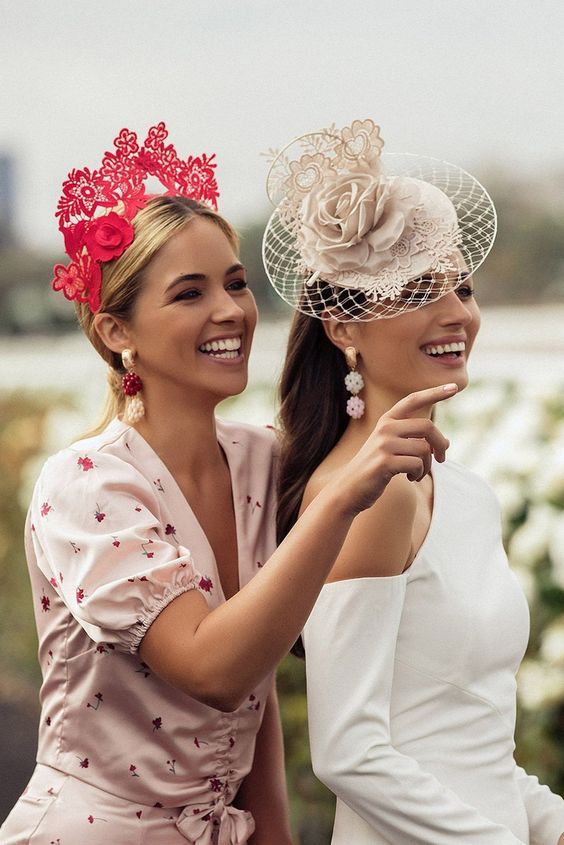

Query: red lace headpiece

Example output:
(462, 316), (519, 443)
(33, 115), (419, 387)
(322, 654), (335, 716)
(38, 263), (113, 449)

(52, 122), (220, 313)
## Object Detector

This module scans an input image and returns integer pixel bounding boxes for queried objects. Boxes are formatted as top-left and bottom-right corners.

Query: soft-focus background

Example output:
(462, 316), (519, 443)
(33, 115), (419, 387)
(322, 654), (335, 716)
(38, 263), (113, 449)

(1, 1), (564, 841)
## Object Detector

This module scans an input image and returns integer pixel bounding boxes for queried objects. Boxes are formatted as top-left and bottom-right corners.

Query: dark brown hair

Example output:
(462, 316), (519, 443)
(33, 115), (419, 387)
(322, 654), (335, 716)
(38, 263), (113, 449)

(276, 311), (350, 545)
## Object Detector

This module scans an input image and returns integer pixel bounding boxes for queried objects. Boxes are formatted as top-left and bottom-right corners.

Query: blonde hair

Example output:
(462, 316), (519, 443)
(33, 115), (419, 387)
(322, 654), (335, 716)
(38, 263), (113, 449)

(76, 196), (239, 436)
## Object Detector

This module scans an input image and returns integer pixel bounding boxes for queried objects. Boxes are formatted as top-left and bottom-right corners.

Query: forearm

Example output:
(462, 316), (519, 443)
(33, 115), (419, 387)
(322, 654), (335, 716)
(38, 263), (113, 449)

(234, 683), (293, 845)
(141, 483), (356, 708)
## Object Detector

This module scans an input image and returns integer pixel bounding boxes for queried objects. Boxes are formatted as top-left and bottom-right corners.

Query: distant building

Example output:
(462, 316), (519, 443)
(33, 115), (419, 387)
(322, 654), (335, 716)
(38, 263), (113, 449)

(0, 153), (15, 245)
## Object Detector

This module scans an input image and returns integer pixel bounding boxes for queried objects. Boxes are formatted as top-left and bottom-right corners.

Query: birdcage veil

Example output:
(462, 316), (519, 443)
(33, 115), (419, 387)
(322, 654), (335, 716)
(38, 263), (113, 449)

(262, 120), (497, 321)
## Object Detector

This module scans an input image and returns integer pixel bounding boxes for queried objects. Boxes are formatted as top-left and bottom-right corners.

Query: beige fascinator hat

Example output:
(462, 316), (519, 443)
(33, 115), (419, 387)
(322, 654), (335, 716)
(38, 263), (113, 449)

(262, 119), (497, 320)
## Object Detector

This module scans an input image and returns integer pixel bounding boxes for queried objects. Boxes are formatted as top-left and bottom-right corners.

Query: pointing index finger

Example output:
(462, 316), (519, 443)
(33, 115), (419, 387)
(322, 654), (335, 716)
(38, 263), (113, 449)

(388, 383), (458, 420)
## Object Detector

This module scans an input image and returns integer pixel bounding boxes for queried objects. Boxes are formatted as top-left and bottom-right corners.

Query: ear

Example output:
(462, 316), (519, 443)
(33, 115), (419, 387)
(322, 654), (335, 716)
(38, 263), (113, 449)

(321, 316), (359, 355)
(93, 312), (132, 356)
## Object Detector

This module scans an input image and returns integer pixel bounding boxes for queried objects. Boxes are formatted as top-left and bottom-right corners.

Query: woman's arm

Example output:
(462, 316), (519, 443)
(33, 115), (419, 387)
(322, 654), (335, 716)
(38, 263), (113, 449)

(303, 577), (525, 844)
(513, 766), (564, 845)
(140, 384), (457, 710)
(233, 681), (294, 845)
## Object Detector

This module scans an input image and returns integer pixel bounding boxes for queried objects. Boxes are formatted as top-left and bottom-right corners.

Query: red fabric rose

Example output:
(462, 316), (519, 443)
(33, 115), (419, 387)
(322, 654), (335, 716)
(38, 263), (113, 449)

(83, 212), (134, 263)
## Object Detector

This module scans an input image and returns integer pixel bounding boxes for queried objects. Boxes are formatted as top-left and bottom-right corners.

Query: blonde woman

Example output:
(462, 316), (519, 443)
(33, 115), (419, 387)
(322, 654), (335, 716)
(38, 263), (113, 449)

(0, 123), (454, 845)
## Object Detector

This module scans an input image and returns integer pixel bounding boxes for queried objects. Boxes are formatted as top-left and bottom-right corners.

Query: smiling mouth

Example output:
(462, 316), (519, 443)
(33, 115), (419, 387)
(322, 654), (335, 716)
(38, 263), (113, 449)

(198, 337), (242, 359)
(422, 341), (466, 359)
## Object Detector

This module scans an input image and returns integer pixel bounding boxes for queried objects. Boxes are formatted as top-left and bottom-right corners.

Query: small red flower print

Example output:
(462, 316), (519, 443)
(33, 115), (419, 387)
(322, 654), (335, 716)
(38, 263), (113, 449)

(129, 764), (140, 777)
(193, 736), (209, 749)
(153, 802), (163, 808)
(41, 592), (51, 613)
(31, 523), (35, 532)
(229, 737), (235, 748)
(87, 814), (108, 824)
(59, 571), (64, 583)
(45, 716), (52, 726)
(78, 456), (94, 472)
(141, 540), (155, 559)
(152, 717), (162, 731)
(265, 424), (275, 430)
(198, 576), (213, 593)
(96, 643), (115, 655)
(136, 810), (142, 819)
(87, 692), (103, 710)
(40, 502), (52, 518)
(136, 662), (151, 678)
(166, 758), (176, 774)
(49, 577), (58, 589)
(94, 505), (106, 522)
(256, 561), (263, 569)
(78, 756), (89, 768)
(88, 815), (94, 824)
(134, 505), (142, 512)
(165, 523), (176, 536)
(153, 478), (164, 492)
(76, 586), (85, 604)
(246, 496), (262, 514)
(112, 536), (121, 547)
(247, 693), (260, 711)
(70, 541), (81, 554)
(209, 777), (223, 793)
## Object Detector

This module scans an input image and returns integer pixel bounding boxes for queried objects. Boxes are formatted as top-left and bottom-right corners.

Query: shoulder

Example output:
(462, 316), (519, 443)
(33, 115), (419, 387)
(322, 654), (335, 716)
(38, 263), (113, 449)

(37, 420), (154, 499)
(438, 458), (500, 515)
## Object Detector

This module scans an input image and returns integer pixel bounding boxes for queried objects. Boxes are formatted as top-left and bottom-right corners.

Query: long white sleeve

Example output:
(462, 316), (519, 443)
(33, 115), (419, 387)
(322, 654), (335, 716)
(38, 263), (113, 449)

(303, 577), (526, 844)
(514, 765), (564, 845)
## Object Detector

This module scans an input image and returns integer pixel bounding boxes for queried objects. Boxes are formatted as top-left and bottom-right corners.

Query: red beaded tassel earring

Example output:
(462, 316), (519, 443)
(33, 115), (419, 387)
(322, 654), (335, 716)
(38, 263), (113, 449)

(121, 349), (145, 423)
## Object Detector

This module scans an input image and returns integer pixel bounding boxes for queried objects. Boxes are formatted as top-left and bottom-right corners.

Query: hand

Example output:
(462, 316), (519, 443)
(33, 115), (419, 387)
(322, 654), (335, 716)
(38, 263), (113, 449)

(332, 383), (458, 516)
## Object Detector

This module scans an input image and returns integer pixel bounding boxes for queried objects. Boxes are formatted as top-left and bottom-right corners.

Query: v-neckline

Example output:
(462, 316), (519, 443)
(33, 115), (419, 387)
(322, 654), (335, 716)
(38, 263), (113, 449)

(110, 417), (244, 603)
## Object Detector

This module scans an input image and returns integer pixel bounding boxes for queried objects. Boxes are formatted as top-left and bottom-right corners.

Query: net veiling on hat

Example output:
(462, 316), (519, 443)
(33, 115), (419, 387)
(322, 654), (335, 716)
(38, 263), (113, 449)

(262, 119), (497, 321)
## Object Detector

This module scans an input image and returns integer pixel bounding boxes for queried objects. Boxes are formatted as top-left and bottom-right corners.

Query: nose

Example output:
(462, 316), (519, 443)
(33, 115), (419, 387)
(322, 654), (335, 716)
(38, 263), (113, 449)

(436, 289), (474, 327)
(210, 287), (246, 324)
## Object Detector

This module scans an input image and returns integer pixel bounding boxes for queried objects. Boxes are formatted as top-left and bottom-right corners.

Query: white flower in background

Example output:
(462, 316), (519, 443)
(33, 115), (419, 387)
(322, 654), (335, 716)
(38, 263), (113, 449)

(517, 658), (564, 710)
(540, 616), (564, 667)
(508, 504), (559, 570)
(548, 513), (564, 590)
(531, 436), (564, 506)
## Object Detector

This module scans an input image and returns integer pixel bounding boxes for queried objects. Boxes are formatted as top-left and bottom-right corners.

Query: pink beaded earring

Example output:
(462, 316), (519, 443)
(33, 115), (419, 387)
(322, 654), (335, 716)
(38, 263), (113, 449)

(121, 349), (145, 423)
(344, 346), (365, 419)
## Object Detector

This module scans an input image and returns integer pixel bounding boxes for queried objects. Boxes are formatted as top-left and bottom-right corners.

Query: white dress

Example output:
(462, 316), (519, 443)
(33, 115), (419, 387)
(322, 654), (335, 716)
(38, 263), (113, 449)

(303, 459), (564, 845)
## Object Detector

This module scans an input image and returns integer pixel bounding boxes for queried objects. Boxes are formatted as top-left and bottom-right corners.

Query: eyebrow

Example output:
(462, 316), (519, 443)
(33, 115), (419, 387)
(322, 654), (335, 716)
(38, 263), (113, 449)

(165, 263), (246, 294)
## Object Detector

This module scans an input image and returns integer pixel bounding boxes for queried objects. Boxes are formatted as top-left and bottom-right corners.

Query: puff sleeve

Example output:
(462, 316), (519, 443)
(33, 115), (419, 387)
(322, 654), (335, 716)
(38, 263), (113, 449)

(513, 766), (564, 845)
(302, 578), (526, 844)
(29, 447), (202, 653)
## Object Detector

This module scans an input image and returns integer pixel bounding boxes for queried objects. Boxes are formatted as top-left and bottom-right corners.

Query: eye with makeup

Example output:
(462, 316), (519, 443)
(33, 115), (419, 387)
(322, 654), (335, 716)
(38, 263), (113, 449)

(456, 284), (475, 301)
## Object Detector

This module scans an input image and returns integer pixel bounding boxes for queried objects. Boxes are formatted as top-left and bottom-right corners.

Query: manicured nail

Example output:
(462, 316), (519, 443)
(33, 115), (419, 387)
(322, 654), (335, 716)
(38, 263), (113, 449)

(442, 383), (458, 392)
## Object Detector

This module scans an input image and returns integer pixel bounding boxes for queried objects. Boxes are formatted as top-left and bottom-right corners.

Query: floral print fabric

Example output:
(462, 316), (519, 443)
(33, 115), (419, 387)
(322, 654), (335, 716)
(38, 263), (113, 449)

(2, 417), (278, 842)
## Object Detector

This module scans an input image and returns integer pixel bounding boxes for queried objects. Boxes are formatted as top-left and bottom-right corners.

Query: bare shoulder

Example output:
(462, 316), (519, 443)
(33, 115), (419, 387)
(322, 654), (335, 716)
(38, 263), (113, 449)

(304, 464), (418, 581)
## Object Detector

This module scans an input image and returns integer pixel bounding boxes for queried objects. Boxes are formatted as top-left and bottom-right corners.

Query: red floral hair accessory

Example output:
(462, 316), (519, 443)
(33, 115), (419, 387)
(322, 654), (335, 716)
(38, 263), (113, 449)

(52, 122), (220, 313)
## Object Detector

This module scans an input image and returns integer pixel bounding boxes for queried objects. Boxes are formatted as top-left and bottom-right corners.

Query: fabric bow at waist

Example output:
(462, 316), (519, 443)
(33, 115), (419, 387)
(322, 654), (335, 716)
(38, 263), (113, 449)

(176, 797), (255, 845)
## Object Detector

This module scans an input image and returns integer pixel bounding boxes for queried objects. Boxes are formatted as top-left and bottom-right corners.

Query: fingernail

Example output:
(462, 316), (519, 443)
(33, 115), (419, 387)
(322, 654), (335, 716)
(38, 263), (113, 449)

(442, 383), (458, 392)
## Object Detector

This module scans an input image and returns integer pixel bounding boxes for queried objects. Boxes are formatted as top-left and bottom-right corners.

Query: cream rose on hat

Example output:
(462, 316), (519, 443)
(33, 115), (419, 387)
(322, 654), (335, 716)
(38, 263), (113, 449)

(262, 119), (496, 321)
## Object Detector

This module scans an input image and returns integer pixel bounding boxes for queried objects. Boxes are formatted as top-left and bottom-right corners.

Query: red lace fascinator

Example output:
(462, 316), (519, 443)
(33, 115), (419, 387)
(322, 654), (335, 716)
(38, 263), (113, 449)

(52, 122), (220, 313)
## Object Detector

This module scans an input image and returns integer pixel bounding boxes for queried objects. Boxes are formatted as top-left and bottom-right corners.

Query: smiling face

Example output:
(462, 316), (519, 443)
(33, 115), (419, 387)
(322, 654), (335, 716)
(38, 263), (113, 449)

(119, 216), (257, 410)
(327, 273), (480, 411)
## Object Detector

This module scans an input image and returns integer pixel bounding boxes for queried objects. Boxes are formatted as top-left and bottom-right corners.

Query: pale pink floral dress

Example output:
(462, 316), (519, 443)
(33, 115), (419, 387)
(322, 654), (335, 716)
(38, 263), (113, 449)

(0, 417), (278, 845)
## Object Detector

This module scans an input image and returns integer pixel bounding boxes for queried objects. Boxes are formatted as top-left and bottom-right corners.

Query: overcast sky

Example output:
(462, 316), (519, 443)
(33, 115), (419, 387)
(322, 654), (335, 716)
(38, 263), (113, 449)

(2, 0), (563, 250)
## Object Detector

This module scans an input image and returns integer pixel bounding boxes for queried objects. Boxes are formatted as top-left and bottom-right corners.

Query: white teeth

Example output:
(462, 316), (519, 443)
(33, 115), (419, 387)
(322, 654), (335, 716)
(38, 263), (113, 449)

(423, 341), (466, 356)
(199, 337), (242, 353)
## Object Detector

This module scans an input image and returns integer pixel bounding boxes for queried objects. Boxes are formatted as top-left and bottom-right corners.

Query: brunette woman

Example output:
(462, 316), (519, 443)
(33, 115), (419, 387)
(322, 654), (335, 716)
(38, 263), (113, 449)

(266, 119), (564, 844)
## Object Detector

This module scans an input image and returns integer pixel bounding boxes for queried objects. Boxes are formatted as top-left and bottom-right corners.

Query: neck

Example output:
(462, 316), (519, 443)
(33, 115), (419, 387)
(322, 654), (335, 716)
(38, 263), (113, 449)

(132, 385), (226, 478)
